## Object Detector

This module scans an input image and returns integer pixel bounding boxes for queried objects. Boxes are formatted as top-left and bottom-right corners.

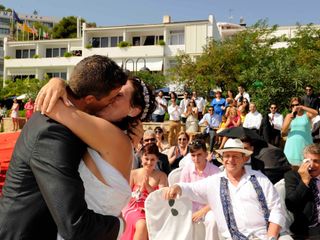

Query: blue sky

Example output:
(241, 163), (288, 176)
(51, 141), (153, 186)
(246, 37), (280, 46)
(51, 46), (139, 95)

(2, 0), (320, 27)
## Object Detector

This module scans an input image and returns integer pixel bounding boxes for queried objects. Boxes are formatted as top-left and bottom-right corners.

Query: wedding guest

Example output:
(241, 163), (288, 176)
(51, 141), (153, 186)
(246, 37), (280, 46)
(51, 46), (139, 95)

(234, 84), (250, 103)
(10, 98), (19, 131)
(24, 98), (34, 121)
(152, 90), (167, 122)
(167, 92), (182, 146)
(243, 102), (263, 132)
(167, 131), (189, 170)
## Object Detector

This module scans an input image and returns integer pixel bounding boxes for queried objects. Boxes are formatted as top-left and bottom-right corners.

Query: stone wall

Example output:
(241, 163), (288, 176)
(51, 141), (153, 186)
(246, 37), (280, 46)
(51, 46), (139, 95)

(1, 117), (26, 132)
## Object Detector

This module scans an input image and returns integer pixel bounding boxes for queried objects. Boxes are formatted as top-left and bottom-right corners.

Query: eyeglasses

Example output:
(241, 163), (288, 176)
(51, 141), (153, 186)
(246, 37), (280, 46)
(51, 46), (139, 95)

(189, 140), (204, 147)
(291, 104), (300, 107)
(144, 138), (156, 143)
(208, 109), (213, 111)
(155, 130), (163, 134)
(178, 138), (187, 141)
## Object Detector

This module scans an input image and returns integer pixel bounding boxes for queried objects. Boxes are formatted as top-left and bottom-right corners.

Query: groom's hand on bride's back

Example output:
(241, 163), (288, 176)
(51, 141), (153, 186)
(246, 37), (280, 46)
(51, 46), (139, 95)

(128, 120), (144, 148)
(35, 77), (71, 114)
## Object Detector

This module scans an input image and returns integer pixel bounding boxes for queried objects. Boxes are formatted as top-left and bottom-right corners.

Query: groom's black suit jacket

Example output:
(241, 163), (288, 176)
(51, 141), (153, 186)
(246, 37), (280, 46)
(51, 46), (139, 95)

(0, 112), (120, 240)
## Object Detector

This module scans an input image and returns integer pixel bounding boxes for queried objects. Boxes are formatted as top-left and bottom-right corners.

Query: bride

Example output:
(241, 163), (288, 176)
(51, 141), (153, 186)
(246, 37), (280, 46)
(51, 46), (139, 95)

(36, 76), (155, 240)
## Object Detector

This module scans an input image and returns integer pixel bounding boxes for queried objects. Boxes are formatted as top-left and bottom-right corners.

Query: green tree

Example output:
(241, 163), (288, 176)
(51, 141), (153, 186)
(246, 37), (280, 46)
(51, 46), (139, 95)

(52, 16), (91, 39)
(169, 21), (320, 114)
(0, 78), (48, 100)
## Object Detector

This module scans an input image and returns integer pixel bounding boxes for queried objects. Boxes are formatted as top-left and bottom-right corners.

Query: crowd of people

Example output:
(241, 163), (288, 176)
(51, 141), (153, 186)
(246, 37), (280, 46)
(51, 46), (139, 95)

(0, 55), (320, 240)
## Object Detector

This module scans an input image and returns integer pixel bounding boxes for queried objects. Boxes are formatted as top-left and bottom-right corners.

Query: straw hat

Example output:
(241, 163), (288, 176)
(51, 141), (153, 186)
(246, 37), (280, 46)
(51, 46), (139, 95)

(215, 138), (252, 157)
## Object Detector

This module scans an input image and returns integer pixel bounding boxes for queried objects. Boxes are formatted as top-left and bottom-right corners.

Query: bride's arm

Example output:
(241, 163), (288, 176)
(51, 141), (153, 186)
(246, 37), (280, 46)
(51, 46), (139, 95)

(46, 100), (132, 174)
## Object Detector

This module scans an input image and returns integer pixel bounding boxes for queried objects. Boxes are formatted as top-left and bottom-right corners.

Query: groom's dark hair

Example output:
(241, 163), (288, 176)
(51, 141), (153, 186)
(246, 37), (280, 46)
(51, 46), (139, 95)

(68, 55), (127, 99)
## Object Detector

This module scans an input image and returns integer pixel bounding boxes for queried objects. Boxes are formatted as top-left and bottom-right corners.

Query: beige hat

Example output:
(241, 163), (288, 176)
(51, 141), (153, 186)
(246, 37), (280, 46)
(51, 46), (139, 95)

(216, 138), (252, 157)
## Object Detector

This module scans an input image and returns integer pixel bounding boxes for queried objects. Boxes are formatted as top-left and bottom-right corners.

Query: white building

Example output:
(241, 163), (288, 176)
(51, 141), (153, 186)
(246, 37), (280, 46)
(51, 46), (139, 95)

(3, 15), (221, 85)
(0, 10), (60, 78)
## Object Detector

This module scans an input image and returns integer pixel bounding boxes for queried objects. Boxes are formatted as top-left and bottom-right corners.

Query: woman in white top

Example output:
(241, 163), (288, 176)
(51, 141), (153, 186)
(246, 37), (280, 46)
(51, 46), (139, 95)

(37, 77), (155, 240)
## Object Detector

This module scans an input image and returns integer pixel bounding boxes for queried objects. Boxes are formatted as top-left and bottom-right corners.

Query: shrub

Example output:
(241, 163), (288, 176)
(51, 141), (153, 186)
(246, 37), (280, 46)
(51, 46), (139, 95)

(4, 56), (11, 60)
(158, 40), (166, 46)
(32, 54), (40, 58)
(117, 41), (131, 48)
(63, 52), (73, 57)
(85, 44), (92, 49)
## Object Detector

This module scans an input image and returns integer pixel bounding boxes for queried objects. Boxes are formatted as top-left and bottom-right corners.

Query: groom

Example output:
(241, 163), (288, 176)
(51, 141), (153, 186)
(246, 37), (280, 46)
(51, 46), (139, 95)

(0, 55), (127, 239)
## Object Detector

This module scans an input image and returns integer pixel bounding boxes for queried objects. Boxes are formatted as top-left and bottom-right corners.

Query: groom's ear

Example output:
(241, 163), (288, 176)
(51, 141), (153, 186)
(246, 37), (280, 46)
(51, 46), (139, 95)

(128, 107), (142, 117)
(83, 95), (97, 104)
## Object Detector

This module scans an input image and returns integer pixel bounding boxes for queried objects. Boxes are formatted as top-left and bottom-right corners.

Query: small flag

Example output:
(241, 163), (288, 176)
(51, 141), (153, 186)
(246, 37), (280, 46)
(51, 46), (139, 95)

(32, 26), (38, 36)
(43, 31), (49, 39)
(13, 10), (23, 23)
(23, 22), (33, 33)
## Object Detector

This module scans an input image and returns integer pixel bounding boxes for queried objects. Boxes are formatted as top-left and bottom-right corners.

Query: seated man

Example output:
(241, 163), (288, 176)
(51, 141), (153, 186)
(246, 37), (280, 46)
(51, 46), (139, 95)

(285, 143), (320, 239)
(179, 138), (220, 240)
(164, 138), (291, 240)
(134, 130), (171, 175)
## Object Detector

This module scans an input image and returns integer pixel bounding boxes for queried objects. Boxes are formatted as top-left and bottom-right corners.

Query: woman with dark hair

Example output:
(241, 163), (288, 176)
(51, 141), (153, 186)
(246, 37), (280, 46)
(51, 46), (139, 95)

(167, 131), (190, 169)
(121, 143), (168, 240)
(282, 97), (318, 166)
(36, 76), (155, 240)
(154, 126), (170, 153)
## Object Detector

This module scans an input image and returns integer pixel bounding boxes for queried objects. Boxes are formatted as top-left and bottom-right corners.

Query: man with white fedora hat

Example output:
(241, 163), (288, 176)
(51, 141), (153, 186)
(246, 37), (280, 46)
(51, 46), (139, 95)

(164, 138), (292, 240)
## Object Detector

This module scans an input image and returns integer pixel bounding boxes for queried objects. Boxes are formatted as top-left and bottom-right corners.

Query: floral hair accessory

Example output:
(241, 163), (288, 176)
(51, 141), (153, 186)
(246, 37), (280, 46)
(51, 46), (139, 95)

(138, 78), (150, 120)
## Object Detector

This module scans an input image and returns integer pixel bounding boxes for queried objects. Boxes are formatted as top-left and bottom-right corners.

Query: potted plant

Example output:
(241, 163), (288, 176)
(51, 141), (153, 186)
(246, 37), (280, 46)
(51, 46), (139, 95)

(85, 43), (92, 49)
(117, 41), (131, 48)
(63, 52), (73, 57)
(158, 40), (166, 46)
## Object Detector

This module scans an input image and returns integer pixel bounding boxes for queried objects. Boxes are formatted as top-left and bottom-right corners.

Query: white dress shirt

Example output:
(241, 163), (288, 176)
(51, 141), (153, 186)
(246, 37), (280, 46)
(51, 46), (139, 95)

(268, 112), (283, 131)
(153, 96), (167, 115)
(243, 111), (263, 130)
(179, 98), (190, 113)
(235, 92), (250, 103)
(168, 105), (182, 121)
(195, 97), (206, 112)
(178, 167), (285, 240)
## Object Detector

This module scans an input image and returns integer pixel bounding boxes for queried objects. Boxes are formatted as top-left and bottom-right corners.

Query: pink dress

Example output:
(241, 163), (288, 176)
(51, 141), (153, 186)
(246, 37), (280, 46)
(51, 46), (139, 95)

(121, 184), (159, 240)
(24, 102), (34, 119)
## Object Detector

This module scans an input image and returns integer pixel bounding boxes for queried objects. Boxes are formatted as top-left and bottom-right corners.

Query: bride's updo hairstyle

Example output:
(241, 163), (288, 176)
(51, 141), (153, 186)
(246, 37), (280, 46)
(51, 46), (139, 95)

(115, 76), (155, 136)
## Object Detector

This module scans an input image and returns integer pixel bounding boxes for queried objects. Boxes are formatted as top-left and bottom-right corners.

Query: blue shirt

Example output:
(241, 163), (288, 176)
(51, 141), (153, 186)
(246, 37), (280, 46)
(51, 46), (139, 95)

(210, 98), (226, 116)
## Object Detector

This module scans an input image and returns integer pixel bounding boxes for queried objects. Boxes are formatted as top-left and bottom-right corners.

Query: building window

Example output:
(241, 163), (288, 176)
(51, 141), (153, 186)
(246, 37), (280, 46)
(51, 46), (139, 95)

(133, 37), (140, 46)
(46, 72), (67, 80)
(170, 30), (184, 45)
(45, 48), (67, 57)
(0, 28), (10, 34)
(15, 49), (36, 58)
(91, 36), (123, 48)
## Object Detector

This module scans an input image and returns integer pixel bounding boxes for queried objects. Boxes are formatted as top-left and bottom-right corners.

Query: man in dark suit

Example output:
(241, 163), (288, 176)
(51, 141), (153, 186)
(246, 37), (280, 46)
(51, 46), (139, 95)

(285, 143), (320, 239)
(241, 137), (265, 173)
(0, 55), (128, 240)
(137, 130), (171, 175)
(301, 85), (319, 111)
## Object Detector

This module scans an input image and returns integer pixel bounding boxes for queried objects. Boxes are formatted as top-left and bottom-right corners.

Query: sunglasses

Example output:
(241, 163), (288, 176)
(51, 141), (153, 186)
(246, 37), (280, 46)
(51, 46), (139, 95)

(155, 130), (163, 134)
(270, 107), (277, 109)
(189, 140), (204, 147)
(306, 88), (312, 91)
(178, 138), (187, 141)
(168, 199), (179, 216)
(144, 138), (156, 142)
(291, 104), (300, 107)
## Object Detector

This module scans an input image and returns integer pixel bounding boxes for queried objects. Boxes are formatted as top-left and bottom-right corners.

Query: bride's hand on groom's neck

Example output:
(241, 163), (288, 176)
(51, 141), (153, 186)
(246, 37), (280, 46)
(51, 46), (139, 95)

(35, 77), (71, 114)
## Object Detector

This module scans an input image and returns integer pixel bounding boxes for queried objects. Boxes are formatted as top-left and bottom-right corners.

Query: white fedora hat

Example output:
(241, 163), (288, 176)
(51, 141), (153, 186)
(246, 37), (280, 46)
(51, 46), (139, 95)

(216, 138), (252, 157)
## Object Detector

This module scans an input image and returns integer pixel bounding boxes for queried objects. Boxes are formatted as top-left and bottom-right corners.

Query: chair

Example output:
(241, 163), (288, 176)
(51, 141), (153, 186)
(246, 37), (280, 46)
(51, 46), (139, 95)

(274, 179), (294, 232)
(145, 189), (194, 240)
(168, 167), (183, 186)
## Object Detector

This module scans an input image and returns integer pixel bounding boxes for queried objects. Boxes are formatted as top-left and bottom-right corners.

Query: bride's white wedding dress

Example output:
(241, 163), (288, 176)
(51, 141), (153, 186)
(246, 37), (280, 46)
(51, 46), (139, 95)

(57, 148), (131, 240)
